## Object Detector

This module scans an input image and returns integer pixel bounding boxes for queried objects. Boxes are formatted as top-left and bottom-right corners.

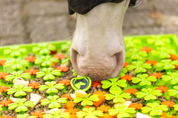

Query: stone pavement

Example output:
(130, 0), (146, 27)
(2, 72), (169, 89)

(0, 0), (178, 46)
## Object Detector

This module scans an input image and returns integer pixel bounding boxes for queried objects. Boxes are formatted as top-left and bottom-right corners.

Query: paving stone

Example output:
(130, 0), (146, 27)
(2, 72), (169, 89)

(0, 4), (21, 20)
(0, 0), (22, 5)
(124, 11), (155, 28)
(153, 0), (178, 16)
(0, 36), (24, 46)
(123, 25), (178, 37)
(162, 15), (178, 27)
(162, 26), (178, 36)
(27, 15), (70, 43)
(26, 0), (68, 16)
(0, 19), (24, 37)
(123, 26), (163, 36)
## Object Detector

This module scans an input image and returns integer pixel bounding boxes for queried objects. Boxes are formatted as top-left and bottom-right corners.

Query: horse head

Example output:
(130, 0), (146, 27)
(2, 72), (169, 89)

(67, 0), (142, 81)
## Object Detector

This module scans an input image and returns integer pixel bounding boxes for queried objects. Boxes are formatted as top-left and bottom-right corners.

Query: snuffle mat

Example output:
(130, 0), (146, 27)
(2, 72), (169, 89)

(0, 34), (178, 118)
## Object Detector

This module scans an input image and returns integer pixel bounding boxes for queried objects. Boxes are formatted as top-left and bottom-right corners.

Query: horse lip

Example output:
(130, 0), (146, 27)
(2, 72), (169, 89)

(79, 68), (114, 81)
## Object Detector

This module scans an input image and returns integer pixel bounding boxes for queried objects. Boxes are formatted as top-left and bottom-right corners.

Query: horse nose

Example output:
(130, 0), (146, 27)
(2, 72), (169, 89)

(71, 45), (125, 81)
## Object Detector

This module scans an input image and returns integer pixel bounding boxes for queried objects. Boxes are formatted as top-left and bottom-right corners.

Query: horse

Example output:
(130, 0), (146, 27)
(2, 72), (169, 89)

(67, 0), (143, 81)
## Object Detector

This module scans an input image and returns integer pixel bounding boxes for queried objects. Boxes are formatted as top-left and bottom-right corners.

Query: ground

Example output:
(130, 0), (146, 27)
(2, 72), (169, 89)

(0, 0), (178, 46)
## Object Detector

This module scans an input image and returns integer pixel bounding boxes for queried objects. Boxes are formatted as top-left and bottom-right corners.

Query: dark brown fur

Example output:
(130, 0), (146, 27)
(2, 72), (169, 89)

(67, 0), (138, 14)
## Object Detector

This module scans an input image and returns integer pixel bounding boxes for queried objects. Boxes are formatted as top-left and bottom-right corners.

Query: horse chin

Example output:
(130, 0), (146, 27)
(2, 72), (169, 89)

(79, 68), (114, 81)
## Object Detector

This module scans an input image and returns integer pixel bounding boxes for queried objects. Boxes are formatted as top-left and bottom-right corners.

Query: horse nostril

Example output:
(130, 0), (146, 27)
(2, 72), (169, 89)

(111, 51), (125, 78)
(70, 48), (82, 76)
